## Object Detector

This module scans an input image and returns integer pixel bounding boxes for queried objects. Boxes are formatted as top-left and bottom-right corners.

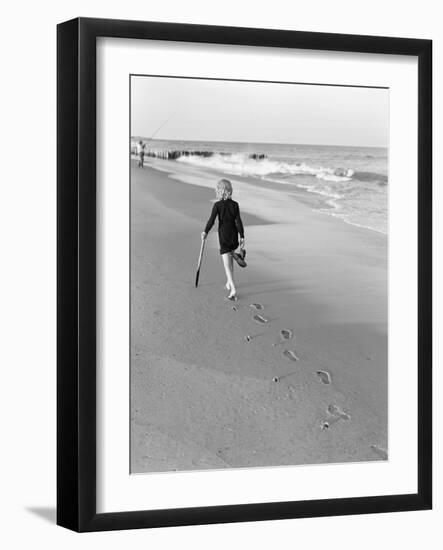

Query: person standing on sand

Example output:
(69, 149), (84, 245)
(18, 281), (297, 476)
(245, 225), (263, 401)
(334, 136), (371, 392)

(201, 178), (246, 301)
(137, 140), (145, 167)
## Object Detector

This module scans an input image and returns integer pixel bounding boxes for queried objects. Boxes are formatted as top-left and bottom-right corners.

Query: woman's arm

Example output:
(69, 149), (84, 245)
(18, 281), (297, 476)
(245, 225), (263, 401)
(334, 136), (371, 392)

(203, 202), (218, 236)
(235, 204), (245, 239)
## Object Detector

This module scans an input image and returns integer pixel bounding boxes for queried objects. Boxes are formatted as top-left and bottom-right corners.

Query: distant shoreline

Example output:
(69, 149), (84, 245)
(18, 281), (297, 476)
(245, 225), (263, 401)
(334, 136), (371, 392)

(131, 136), (388, 150)
(133, 153), (389, 235)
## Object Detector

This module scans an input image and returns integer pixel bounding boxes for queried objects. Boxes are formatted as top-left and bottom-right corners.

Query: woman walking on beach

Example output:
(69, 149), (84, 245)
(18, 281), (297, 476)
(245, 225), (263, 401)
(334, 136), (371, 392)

(201, 178), (246, 300)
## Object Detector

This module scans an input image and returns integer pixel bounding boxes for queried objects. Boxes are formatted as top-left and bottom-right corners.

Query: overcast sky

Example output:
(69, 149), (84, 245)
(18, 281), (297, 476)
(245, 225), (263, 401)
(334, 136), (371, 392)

(131, 76), (388, 148)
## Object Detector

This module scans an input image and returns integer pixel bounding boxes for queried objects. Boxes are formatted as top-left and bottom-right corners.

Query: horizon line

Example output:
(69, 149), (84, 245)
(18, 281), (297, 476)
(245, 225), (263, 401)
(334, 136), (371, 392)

(130, 136), (388, 149)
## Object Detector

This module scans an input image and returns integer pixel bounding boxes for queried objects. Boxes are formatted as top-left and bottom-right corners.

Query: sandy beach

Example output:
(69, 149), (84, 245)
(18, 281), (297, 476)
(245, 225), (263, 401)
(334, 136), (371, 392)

(130, 157), (388, 473)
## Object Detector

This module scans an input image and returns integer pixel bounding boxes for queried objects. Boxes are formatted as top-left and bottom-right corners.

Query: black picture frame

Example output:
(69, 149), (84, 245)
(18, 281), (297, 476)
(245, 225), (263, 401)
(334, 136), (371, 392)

(57, 17), (432, 532)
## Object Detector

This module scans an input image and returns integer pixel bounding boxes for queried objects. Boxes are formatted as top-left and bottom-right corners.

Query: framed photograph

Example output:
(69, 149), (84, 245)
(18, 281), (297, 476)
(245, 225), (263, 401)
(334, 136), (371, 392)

(57, 17), (432, 531)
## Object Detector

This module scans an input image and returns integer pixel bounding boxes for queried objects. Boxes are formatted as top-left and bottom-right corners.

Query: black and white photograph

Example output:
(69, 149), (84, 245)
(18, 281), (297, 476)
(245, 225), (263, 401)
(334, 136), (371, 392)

(130, 75), (389, 474)
(0, 0), (437, 542)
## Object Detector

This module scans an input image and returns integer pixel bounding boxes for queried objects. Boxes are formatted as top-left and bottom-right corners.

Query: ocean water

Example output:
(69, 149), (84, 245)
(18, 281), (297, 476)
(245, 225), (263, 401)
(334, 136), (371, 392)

(135, 138), (388, 234)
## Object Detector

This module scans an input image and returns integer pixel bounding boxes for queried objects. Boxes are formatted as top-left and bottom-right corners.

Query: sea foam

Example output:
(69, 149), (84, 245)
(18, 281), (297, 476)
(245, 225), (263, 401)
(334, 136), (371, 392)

(176, 152), (354, 182)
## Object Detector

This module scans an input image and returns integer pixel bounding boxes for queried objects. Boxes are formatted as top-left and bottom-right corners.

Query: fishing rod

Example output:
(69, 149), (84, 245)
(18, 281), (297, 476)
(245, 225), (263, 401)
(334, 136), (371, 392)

(134, 112), (177, 157)
(149, 111), (177, 140)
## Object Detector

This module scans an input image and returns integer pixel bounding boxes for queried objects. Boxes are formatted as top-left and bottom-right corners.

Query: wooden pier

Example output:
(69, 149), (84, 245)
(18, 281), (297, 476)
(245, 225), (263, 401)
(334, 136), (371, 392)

(131, 142), (267, 161)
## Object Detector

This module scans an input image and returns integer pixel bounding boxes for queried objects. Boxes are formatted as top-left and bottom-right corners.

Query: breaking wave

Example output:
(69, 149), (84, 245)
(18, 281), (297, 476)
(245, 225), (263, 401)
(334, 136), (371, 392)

(176, 152), (355, 182)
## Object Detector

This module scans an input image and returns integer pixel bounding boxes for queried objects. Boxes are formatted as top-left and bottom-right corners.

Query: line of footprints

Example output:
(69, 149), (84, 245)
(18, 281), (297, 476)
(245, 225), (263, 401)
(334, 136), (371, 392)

(229, 299), (387, 458)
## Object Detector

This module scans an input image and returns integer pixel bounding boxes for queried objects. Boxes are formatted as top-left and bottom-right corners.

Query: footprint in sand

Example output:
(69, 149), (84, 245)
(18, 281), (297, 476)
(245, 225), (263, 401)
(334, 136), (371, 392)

(250, 303), (264, 310)
(253, 314), (268, 324)
(328, 404), (350, 420)
(316, 370), (331, 384)
(320, 404), (350, 430)
(370, 445), (388, 460)
(280, 329), (293, 341)
(283, 349), (299, 362)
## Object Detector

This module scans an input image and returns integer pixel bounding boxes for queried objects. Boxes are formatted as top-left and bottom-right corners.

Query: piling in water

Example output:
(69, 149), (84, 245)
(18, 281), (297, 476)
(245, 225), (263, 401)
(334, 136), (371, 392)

(131, 143), (268, 162)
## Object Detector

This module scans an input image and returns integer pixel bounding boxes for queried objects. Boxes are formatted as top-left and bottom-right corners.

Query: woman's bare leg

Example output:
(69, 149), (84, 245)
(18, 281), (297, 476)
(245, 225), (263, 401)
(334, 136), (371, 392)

(222, 253), (236, 297)
(223, 253), (234, 289)
(225, 256), (231, 290)
(229, 253), (236, 296)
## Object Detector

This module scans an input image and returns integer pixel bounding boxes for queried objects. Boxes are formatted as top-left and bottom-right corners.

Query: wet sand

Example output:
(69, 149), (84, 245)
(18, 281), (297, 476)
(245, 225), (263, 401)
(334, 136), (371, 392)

(130, 158), (388, 473)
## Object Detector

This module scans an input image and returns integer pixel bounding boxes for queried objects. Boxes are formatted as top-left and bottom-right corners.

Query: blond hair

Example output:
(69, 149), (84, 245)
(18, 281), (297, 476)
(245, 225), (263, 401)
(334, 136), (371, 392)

(216, 178), (233, 200)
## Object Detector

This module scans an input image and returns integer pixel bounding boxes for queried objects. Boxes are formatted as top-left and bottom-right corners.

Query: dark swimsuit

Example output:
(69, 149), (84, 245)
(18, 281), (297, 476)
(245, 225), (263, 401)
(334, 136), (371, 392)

(204, 199), (244, 254)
